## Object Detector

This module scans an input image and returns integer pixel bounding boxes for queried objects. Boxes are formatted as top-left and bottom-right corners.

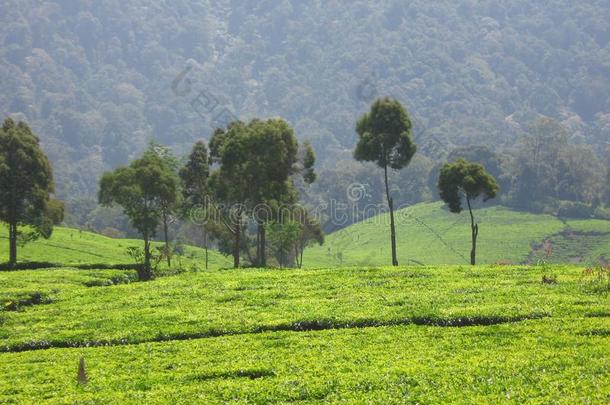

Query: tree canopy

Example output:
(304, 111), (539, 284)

(438, 159), (500, 214)
(0, 118), (63, 265)
(355, 97), (416, 266)
(438, 158), (499, 265)
(98, 150), (178, 279)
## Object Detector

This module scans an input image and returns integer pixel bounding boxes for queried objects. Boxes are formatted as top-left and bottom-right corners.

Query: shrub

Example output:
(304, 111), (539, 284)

(581, 264), (610, 292)
(0, 262), (59, 271)
(557, 201), (594, 219)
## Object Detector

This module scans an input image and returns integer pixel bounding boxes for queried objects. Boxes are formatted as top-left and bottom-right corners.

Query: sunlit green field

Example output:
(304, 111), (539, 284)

(0, 226), (231, 269)
(1, 264), (608, 403)
(304, 202), (610, 267)
(1, 208), (609, 403)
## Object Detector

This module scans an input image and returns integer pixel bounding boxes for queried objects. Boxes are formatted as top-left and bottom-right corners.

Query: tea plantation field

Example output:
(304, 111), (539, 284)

(304, 202), (610, 267)
(0, 226), (231, 269)
(1, 264), (609, 403)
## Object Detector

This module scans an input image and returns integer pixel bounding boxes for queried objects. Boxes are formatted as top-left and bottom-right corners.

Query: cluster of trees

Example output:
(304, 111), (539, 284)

(99, 118), (323, 280)
(1, 1), (609, 230)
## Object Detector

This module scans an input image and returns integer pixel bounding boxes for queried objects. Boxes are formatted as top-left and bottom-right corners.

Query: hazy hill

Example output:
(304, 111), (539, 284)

(2, 1), (610, 200)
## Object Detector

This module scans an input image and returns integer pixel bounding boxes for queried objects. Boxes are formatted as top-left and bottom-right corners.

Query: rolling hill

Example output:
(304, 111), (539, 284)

(304, 202), (610, 267)
(3, 202), (610, 269)
(0, 226), (231, 270)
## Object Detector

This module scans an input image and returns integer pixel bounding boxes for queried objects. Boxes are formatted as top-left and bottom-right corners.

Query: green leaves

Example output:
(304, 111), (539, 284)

(180, 140), (210, 207)
(438, 159), (499, 214)
(99, 151), (178, 237)
(354, 97), (416, 170)
(98, 150), (179, 278)
(0, 118), (61, 263)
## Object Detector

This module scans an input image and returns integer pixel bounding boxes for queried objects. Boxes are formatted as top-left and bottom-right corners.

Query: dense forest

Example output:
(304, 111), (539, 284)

(2, 0), (610, 235)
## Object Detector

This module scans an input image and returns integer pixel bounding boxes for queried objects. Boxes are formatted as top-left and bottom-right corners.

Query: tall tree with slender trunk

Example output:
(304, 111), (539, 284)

(438, 159), (499, 265)
(354, 98), (416, 266)
(180, 140), (211, 270)
(0, 118), (64, 266)
(148, 141), (181, 267)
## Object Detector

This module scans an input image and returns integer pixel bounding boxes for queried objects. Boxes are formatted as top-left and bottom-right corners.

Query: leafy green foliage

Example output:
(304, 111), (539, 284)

(354, 98), (416, 170)
(0, 118), (63, 265)
(438, 159), (499, 264)
(179, 140), (210, 207)
(355, 97), (417, 266)
(267, 220), (300, 268)
(98, 151), (179, 279)
(208, 118), (316, 267)
(438, 159), (499, 214)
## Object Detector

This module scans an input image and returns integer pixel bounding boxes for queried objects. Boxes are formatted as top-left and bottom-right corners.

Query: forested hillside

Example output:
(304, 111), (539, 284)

(2, 0), (610, 230)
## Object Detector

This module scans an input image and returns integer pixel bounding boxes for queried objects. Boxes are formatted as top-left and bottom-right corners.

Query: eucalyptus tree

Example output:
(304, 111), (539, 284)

(354, 97), (416, 266)
(438, 159), (499, 265)
(148, 141), (181, 267)
(180, 140), (211, 269)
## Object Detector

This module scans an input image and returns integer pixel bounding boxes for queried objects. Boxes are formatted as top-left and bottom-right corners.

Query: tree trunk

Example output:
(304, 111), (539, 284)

(8, 222), (17, 266)
(384, 165), (399, 266)
(204, 230), (209, 270)
(142, 236), (153, 280)
(466, 196), (478, 266)
(256, 225), (261, 266)
(233, 220), (241, 268)
(295, 243), (304, 269)
(260, 224), (267, 267)
(163, 213), (171, 268)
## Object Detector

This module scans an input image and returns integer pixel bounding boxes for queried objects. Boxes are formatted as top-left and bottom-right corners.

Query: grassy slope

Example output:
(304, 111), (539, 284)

(2, 202), (609, 269)
(0, 226), (232, 269)
(304, 202), (610, 267)
(0, 265), (608, 402)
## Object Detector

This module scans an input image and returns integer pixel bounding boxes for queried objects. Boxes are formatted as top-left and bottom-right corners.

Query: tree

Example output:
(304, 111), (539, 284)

(246, 119), (299, 267)
(354, 97), (416, 266)
(438, 159), (499, 265)
(0, 118), (64, 266)
(267, 220), (300, 268)
(208, 119), (316, 268)
(98, 150), (178, 280)
(292, 206), (324, 268)
(147, 141), (181, 267)
(179, 140), (211, 269)
(208, 122), (250, 268)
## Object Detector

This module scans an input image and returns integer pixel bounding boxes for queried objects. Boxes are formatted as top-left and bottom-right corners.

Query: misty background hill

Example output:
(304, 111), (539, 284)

(2, 0), (610, 233)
